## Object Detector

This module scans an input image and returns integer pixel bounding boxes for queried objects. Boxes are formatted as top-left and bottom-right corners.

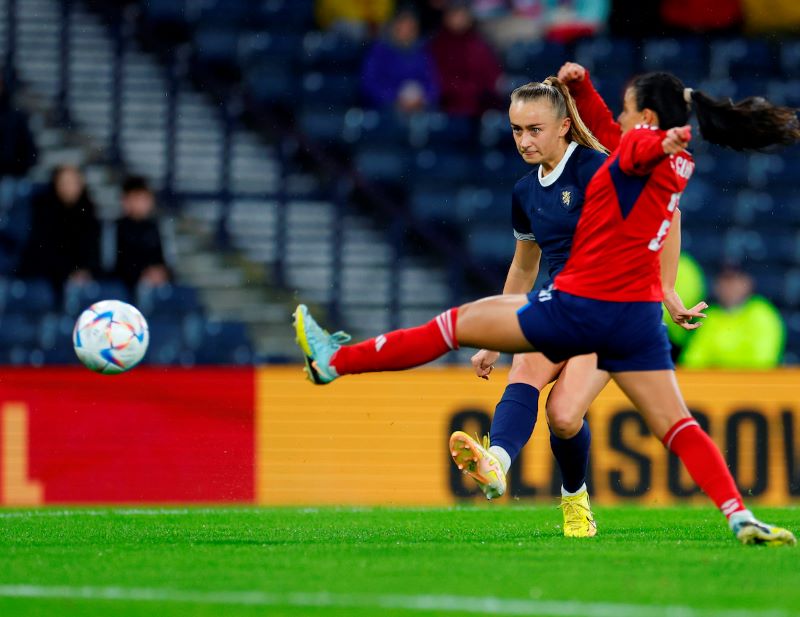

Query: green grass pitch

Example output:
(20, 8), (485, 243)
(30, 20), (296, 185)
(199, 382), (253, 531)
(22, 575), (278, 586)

(0, 505), (798, 617)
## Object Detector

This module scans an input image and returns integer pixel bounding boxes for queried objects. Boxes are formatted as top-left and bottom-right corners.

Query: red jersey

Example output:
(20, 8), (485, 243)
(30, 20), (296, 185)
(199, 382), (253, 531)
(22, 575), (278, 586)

(555, 120), (694, 301)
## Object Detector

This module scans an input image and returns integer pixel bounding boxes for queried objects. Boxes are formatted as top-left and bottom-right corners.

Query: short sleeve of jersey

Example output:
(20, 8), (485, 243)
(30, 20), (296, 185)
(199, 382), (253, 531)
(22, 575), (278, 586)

(576, 148), (608, 189)
(511, 182), (535, 241)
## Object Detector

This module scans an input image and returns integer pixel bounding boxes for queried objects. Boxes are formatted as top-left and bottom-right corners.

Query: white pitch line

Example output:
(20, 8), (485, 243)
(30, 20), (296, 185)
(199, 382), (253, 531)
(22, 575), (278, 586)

(0, 585), (794, 617)
(0, 505), (495, 519)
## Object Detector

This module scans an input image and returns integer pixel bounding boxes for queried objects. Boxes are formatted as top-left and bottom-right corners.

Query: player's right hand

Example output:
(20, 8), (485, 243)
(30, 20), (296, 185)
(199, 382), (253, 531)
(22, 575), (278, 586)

(557, 62), (586, 84)
(662, 125), (692, 154)
(472, 349), (500, 380)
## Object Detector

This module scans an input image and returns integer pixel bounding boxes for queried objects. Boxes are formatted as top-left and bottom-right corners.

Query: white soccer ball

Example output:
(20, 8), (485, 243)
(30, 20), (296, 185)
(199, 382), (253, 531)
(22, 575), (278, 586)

(72, 300), (149, 374)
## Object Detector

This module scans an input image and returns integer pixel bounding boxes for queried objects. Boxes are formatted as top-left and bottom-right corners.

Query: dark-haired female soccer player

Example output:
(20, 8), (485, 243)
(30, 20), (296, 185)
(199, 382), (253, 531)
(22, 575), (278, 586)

(294, 71), (799, 546)
(449, 77), (706, 539)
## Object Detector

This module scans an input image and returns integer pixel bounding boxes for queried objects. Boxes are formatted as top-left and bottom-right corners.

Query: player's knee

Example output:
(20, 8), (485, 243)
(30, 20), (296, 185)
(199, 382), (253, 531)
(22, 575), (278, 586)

(546, 400), (584, 438)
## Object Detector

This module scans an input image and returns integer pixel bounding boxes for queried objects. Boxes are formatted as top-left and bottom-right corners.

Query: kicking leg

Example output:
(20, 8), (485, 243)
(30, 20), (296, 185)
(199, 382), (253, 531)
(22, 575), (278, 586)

(613, 370), (796, 547)
(452, 352), (561, 499)
(294, 295), (533, 383)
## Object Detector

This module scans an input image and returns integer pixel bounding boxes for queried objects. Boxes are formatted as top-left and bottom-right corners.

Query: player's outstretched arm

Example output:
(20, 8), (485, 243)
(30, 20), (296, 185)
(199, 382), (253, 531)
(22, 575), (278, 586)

(557, 62), (621, 150)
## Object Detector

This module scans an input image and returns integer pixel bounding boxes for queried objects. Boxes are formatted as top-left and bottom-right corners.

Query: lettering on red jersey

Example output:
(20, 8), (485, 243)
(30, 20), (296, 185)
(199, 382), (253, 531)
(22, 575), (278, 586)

(555, 127), (694, 302)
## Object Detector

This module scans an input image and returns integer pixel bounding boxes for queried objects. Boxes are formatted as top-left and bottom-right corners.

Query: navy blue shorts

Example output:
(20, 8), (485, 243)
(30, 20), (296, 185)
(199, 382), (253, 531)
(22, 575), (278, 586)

(516, 287), (674, 373)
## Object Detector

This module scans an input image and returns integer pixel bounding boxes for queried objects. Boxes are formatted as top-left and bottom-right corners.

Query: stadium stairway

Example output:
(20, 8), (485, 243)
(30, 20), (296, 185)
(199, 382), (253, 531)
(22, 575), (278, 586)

(4, 0), (461, 358)
(1, 0), (460, 360)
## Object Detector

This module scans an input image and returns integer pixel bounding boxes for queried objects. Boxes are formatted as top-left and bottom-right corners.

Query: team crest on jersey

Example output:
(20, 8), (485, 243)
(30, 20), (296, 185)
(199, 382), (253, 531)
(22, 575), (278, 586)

(561, 190), (572, 208)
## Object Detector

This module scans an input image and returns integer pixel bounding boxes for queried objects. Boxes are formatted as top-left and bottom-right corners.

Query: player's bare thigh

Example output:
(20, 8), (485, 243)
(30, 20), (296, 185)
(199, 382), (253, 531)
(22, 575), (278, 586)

(456, 295), (534, 353)
(546, 354), (610, 438)
(507, 352), (564, 391)
(611, 370), (691, 440)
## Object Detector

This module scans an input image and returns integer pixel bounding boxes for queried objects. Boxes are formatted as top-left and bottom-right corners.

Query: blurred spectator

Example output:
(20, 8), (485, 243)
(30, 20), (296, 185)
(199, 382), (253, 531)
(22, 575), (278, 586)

(429, 1), (504, 117)
(361, 8), (439, 113)
(681, 266), (784, 369)
(545, 0), (610, 43)
(315, 0), (396, 39)
(112, 176), (171, 291)
(16, 165), (100, 290)
(0, 74), (37, 180)
(742, 0), (800, 33)
(474, 0), (546, 49)
(660, 0), (742, 35)
(664, 252), (706, 358)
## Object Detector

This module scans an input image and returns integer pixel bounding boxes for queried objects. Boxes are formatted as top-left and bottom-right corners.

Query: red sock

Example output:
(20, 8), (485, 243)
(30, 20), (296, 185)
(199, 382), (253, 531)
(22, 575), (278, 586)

(330, 308), (458, 375)
(663, 417), (746, 518)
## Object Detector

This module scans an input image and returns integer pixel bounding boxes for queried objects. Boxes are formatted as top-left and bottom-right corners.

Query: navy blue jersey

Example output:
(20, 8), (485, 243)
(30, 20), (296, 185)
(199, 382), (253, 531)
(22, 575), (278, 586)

(511, 142), (607, 280)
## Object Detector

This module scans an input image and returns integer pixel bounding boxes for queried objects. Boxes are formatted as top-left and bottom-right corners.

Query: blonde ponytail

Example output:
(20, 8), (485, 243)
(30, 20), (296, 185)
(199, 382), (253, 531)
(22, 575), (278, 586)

(543, 76), (609, 154)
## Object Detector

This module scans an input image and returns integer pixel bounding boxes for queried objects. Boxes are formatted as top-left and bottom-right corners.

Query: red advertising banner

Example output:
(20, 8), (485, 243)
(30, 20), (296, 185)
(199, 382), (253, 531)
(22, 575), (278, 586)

(0, 368), (254, 505)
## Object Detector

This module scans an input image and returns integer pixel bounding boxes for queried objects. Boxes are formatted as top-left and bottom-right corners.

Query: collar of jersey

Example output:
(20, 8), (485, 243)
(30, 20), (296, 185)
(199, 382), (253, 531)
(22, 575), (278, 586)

(538, 141), (579, 187)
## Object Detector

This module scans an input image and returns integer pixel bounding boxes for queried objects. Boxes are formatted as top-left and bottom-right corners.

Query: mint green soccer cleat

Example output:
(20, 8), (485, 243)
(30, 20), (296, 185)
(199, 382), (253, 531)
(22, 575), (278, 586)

(293, 304), (351, 385)
(731, 517), (797, 547)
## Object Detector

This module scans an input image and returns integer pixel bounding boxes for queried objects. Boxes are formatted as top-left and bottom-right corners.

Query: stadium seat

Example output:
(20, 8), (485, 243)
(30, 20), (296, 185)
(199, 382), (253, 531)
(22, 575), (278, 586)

(301, 72), (360, 107)
(0, 313), (41, 348)
(245, 62), (299, 107)
(575, 38), (639, 78)
(192, 321), (254, 365)
(301, 31), (367, 71)
(709, 38), (779, 80)
(354, 146), (411, 182)
(480, 149), (529, 185)
(410, 185), (457, 224)
(193, 27), (240, 67)
(504, 41), (568, 75)
(145, 317), (186, 365)
(299, 106), (346, 143)
(258, 0), (315, 31)
(63, 280), (130, 317)
(465, 224), (515, 267)
(642, 38), (708, 81)
(414, 149), (479, 182)
(781, 40), (800, 78)
(766, 79), (800, 108)
(136, 284), (201, 320)
(343, 109), (407, 146)
(782, 269), (800, 308)
(2, 278), (56, 315)
(141, 0), (189, 26)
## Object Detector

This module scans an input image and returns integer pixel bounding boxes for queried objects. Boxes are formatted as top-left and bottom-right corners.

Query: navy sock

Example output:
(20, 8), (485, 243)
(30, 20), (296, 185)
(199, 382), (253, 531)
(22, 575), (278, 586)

(550, 419), (591, 493)
(489, 383), (539, 464)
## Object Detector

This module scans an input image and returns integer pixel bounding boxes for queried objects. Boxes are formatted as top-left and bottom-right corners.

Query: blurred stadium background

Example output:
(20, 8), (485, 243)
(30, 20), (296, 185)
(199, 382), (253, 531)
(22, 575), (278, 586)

(0, 0), (799, 510)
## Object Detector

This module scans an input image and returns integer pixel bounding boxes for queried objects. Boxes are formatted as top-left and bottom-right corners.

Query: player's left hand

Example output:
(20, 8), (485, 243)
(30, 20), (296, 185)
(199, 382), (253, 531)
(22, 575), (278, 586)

(662, 125), (692, 154)
(663, 290), (707, 330)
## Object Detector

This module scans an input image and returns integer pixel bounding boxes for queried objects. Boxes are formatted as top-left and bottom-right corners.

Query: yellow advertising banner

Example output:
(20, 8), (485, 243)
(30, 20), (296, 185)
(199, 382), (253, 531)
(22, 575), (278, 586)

(255, 367), (800, 506)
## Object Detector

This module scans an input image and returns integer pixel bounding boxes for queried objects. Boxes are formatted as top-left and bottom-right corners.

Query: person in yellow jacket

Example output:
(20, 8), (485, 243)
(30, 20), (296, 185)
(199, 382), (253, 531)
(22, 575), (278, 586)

(316, 0), (395, 36)
(681, 266), (786, 368)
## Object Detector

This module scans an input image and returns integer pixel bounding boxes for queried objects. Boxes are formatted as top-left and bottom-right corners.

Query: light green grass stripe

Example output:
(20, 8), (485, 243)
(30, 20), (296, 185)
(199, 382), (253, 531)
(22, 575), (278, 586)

(0, 585), (794, 617)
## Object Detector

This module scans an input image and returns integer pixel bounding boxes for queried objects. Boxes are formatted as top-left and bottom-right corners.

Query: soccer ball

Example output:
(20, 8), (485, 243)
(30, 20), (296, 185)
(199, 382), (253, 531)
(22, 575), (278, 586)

(72, 300), (149, 374)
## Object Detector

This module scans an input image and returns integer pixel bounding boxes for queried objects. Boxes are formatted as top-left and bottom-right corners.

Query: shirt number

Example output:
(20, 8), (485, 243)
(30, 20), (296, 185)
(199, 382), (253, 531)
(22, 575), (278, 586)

(648, 192), (682, 252)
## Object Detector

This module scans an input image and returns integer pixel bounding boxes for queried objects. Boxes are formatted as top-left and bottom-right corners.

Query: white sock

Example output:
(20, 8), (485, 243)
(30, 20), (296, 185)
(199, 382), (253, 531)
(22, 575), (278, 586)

(728, 509), (755, 530)
(488, 446), (511, 475)
(561, 483), (588, 498)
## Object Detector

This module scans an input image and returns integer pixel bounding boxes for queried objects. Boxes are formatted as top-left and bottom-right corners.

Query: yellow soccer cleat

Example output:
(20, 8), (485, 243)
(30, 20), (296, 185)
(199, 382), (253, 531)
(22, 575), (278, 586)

(733, 519), (797, 547)
(449, 431), (506, 499)
(559, 489), (597, 538)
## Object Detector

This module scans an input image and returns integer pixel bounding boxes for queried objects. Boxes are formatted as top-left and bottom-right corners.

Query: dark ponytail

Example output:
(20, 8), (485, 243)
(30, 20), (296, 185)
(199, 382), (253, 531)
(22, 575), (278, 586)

(631, 71), (800, 152)
(689, 91), (800, 151)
